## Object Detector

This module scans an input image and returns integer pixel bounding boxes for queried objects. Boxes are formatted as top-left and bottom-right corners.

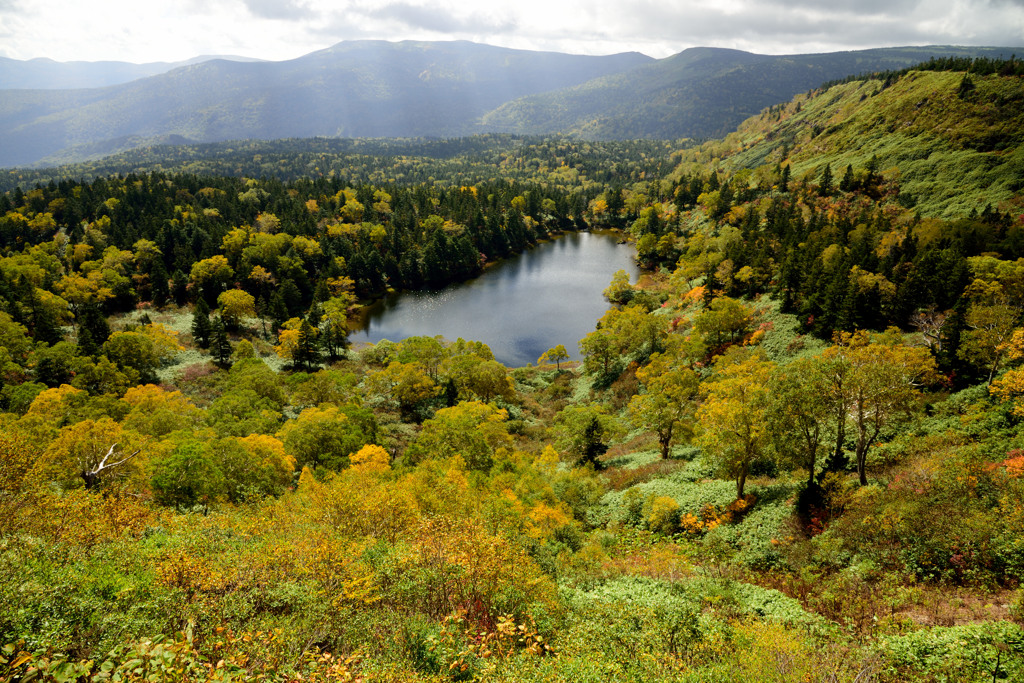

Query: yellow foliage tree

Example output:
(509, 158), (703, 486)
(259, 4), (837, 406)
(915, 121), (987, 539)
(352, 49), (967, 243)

(350, 444), (391, 474)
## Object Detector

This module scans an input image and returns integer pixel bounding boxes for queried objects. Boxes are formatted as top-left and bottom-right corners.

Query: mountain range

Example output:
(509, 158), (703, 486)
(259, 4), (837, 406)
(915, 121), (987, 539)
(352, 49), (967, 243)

(0, 41), (1019, 169)
(0, 55), (261, 90)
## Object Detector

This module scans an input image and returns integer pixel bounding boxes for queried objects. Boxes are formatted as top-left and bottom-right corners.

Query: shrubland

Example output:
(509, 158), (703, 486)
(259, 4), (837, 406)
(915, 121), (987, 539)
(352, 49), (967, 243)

(2, 60), (1024, 681)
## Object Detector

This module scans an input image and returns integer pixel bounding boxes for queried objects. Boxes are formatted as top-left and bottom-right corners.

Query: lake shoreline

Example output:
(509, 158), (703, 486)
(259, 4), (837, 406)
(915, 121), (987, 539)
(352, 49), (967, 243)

(348, 229), (638, 368)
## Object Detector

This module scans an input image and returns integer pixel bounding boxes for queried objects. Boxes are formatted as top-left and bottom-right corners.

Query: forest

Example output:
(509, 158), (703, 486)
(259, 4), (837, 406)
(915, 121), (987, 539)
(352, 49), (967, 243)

(1, 61), (1024, 682)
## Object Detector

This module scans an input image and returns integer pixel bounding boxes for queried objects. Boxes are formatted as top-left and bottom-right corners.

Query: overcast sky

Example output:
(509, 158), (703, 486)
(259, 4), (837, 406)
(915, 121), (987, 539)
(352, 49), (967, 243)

(1, 0), (1022, 63)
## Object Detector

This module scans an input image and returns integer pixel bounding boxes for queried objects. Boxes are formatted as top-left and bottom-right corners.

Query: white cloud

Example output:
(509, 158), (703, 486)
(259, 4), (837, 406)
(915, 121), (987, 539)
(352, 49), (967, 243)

(0, 0), (1020, 63)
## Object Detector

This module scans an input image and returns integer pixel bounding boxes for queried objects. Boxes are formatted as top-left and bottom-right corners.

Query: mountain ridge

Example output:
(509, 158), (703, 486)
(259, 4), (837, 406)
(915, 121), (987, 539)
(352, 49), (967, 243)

(1, 41), (1020, 169)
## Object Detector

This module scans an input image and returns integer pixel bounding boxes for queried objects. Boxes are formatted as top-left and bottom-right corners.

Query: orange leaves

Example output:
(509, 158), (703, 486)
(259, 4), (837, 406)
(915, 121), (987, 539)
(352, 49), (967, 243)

(524, 501), (574, 542)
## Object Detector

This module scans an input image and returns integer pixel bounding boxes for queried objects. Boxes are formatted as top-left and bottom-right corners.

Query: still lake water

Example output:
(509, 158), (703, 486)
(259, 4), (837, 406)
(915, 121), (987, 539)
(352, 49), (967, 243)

(350, 231), (639, 368)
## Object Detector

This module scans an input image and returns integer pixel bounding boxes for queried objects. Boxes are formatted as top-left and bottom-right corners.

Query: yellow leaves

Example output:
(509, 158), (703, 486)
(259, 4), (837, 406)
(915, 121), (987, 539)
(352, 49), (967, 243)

(647, 496), (680, 535)
(56, 270), (114, 307)
(537, 444), (560, 469)
(35, 417), (141, 490)
(189, 254), (234, 288)
(274, 326), (302, 360)
(25, 383), (87, 423)
(991, 367), (1024, 416)
(137, 322), (184, 361)
(524, 501), (573, 541)
(254, 212), (281, 233)
(157, 549), (227, 599)
(217, 289), (256, 327)
(349, 444), (390, 474)
(999, 329), (1024, 363)
(238, 433), (296, 474)
(326, 275), (356, 297)
(291, 235), (322, 258)
(221, 226), (251, 259)
(305, 537), (380, 607)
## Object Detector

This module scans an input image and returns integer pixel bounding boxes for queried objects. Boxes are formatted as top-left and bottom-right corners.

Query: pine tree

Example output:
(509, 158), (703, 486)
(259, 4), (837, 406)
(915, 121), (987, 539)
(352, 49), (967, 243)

(578, 416), (608, 470)
(77, 303), (109, 355)
(839, 164), (856, 192)
(818, 164), (833, 197)
(210, 316), (232, 368)
(151, 259), (170, 308)
(293, 319), (321, 372)
(268, 291), (289, 335)
(171, 270), (189, 306)
(191, 298), (212, 349)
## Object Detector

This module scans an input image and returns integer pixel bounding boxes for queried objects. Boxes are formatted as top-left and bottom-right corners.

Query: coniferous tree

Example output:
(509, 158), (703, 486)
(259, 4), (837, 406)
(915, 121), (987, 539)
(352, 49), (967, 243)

(210, 317), (232, 368)
(29, 293), (62, 345)
(171, 269), (189, 306)
(839, 164), (856, 192)
(818, 163), (834, 197)
(191, 298), (212, 349)
(578, 417), (608, 470)
(293, 319), (321, 372)
(77, 303), (109, 355)
(269, 291), (289, 335)
(151, 259), (170, 308)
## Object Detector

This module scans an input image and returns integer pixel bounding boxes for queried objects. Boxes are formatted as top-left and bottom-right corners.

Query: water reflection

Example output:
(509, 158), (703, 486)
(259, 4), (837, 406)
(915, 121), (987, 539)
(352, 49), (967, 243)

(350, 231), (638, 368)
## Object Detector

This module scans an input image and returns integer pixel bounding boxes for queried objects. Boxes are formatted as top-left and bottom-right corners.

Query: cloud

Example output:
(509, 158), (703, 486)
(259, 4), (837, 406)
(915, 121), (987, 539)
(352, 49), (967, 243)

(242, 0), (314, 21)
(367, 2), (516, 34)
(1, 0), (1022, 64)
(545, 0), (1024, 56)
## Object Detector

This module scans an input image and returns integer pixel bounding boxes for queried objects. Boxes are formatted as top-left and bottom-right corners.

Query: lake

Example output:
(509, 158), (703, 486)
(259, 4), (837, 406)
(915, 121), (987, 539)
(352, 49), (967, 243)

(349, 231), (639, 368)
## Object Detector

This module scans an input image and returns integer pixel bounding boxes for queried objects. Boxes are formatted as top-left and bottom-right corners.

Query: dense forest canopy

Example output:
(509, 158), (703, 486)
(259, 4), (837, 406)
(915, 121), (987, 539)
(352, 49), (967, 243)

(2, 61), (1024, 682)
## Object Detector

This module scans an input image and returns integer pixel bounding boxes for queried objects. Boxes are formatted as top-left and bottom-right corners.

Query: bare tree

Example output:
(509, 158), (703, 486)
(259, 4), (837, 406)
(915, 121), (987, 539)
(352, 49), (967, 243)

(81, 443), (142, 490)
(909, 307), (949, 353)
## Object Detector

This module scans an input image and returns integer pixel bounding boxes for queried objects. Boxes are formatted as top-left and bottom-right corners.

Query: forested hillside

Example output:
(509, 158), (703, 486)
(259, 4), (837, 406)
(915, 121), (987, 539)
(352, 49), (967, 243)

(479, 45), (1021, 140)
(2, 43), (1018, 169)
(2, 61), (1024, 682)
(0, 41), (651, 168)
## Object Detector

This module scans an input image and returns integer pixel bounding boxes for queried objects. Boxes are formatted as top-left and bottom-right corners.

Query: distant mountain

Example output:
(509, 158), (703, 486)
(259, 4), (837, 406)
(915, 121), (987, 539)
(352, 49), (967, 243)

(0, 55), (260, 90)
(480, 45), (1023, 141)
(1, 41), (1021, 169)
(0, 41), (652, 168)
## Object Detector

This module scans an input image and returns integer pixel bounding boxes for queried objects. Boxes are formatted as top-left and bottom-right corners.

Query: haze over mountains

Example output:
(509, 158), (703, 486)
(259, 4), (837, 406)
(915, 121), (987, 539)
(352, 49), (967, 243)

(0, 55), (263, 90)
(0, 41), (1019, 169)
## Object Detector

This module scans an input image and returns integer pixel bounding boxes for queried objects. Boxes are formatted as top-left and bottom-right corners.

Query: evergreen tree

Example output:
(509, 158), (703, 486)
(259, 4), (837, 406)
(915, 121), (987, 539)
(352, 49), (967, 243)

(29, 293), (62, 345)
(293, 319), (321, 372)
(151, 259), (170, 308)
(210, 317), (232, 368)
(191, 298), (212, 349)
(577, 416), (608, 470)
(77, 303), (109, 355)
(268, 291), (289, 334)
(839, 164), (856, 192)
(818, 163), (833, 197)
(779, 164), (791, 193)
(171, 269), (189, 306)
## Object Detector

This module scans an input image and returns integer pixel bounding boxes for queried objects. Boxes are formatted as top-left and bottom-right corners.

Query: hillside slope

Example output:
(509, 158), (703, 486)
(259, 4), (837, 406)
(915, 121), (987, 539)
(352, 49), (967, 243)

(480, 45), (1022, 141)
(673, 65), (1024, 218)
(0, 41), (651, 168)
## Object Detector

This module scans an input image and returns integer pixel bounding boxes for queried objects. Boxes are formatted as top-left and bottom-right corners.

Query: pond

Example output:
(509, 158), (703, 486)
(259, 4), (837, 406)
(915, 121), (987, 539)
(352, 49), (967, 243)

(349, 231), (639, 368)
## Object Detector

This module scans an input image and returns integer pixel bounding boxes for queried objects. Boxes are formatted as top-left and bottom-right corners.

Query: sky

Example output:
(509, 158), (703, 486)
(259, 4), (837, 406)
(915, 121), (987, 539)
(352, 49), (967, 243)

(1, 0), (1022, 63)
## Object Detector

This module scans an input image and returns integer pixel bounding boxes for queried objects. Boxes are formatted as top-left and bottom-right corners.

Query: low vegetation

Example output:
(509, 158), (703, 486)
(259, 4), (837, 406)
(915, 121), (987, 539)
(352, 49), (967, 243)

(2, 60), (1024, 681)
